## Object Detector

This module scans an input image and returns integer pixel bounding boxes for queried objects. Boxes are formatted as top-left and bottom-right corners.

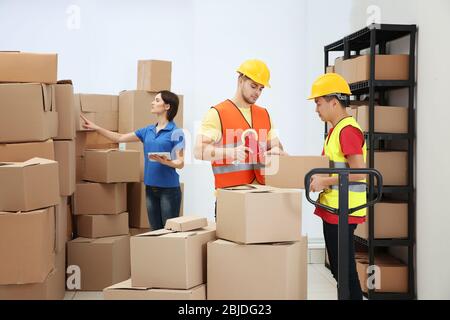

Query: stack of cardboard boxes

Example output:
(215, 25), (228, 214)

(0, 52), (73, 299)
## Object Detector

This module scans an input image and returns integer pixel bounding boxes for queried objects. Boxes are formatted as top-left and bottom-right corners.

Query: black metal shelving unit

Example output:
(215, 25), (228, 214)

(324, 23), (417, 300)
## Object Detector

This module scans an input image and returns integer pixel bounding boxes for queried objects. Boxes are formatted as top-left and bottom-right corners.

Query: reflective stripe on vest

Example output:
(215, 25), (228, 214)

(212, 163), (265, 175)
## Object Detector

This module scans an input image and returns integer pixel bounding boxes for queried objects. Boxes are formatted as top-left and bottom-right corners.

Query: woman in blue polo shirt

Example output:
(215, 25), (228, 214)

(80, 90), (185, 230)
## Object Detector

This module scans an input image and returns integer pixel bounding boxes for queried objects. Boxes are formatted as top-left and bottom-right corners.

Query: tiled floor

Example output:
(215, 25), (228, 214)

(64, 263), (338, 300)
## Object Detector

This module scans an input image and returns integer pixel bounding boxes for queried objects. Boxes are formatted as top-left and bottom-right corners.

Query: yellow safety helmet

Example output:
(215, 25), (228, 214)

(308, 73), (352, 100)
(237, 59), (271, 88)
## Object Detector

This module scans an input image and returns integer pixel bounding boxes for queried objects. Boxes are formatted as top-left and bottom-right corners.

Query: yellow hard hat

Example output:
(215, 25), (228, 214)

(237, 59), (271, 88)
(307, 73), (352, 100)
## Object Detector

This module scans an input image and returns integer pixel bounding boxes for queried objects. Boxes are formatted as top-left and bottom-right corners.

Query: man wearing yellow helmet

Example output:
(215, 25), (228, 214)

(194, 59), (286, 205)
(308, 73), (367, 300)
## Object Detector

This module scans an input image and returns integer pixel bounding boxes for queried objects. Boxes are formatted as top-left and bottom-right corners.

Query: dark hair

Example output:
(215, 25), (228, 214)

(159, 90), (179, 122)
(324, 94), (349, 108)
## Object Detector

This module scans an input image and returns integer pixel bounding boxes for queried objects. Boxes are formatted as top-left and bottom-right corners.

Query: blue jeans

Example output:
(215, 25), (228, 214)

(145, 186), (182, 230)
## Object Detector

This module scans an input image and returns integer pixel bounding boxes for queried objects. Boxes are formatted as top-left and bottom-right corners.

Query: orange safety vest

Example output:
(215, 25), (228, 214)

(211, 100), (271, 189)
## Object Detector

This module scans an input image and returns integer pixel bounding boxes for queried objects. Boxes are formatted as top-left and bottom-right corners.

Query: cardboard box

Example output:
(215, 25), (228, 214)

(67, 235), (130, 291)
(103, 280), (206, 300)
(207, 237), (308, 300)
(373, 151), (408, 186)
(74, 182), (127, 215)
(77, 212), (129, 238)
(83, 149), (140, 183)
(55, 197), (68, 253)
(355, 105), (408, 134)
(137, 60), (172, 92)
(118, 90), (183, 133)
(356, 253), (408, 293)
(217, 185), (302, 244)
(0, 207), (55, 285)
(76, 131), (118, 157)
(0, 247), (66, 300)
(130, 228), (151, 236)
(74, 94), (119, 131)
(54, 82), (76, 140)
(76, 156), (84, 183)
(121, 142), (144, 181)
(264, 155), (329, 189)
(0, 140), (55, 162)
(54, 140), (76, 196)
(0, 158), (60, 212)
(0, 51), (57, 83)
(334, 54), (409, 84)
(165, 216), (207, 232)
(67, 202), (74, 240)
(0, 83), (58, 143)
(355, 202), (408, 239)
(130, 224), (216, 289)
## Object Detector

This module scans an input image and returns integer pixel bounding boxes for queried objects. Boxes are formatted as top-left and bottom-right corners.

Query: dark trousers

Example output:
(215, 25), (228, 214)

(145, 186), (182, 230)
(323, 220), (363, 300)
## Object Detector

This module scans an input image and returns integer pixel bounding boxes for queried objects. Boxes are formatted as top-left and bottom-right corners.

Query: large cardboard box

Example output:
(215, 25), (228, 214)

(77, 212), (129, 238)
(264, 155), (329, 189)
(0, 207), (55, 285)
(356, 253), (408, 293)
(54, 140), (76, 196)
(121, 142), (144, 181)
(207, 237), (308, 300)
(0, 51), (57, 83)
(334, 54), (409, 84)
(67, 235), (130, 291)
(54, 82), (76, 140)
(74, 182), (127, 215)
(0, 247), (66, 300)
(217, 185), (302, 244)
(355, 202), (408, 239)
(83, 149), (140, 183)
(0, 140), (55, 162)
(373, 151), (408, 186)
(104, 280), (206, 300)
(55, 197), (68, 253)
(118, 90), (183, 133)
(74, 94), (119, 131)
(76, 131), (118, 157)
(0, 83), (58, 143)
(355, 105), (408, 134)
(0, 158), (60, 212)
(137, 60), (172, 92)
(130, 224), (216, 289)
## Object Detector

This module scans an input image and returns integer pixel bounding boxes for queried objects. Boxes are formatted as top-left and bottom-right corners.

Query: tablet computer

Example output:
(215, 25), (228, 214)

(148, 152), (172, 161)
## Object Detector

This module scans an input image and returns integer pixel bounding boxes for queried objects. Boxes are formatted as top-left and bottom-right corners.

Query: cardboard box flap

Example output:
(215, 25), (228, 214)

(105, 279), (149, 291)
(0, 157), (55, 168)
(163, 231), (198, 238)
(164, 216), (208, 232)
(79, 94), (118, 113)
(221, 184), (275, 193)
(40, 84), (55, 112)
(136, 229), (175, 237)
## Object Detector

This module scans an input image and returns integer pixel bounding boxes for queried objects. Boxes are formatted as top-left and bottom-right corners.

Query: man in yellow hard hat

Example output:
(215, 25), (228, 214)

(194, 59), (286, 215)
(308, 73), (367, 300)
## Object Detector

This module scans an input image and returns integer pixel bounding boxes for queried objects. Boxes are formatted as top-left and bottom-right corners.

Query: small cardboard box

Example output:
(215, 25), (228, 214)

(165, 216), (207, 232)
(75, 94), (119, 131)
(130, 224), (216, 289)
(77, 212), (129, 238)
(0, 51), (57, 83)
(217, 185), (302, 244)
(207, 237), (308, 300)
(0, 140), (55, 162)
(54, 140), (76, 196)
(103, 279), (206, 300)
(137, 60), (172, 92)
(74, 182), (127, 215)
(54, 82), (76, 140)
(373, 151), (408, 186)
(0, 158), (60, 212)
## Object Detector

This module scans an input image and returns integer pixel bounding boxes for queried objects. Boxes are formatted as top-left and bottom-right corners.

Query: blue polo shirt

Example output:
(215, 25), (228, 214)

(135, 121), (185, 187)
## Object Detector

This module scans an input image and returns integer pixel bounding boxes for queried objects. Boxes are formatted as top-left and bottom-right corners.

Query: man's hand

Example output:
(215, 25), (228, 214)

(310, 174), (329, 192)
(226, 144), (253, 163)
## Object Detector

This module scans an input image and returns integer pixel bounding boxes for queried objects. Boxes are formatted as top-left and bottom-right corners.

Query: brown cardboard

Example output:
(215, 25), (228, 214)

(55, 197), (68, 253)
(77, 212), (129, 238)
(67, 235), (130, 291)
(326, 66), (335, 73)
(67, 202), (73, 240)
(373, 151), (408, 186)
(54, 140), (76, 196)
(74, 182), (127, 215)
(74, 94), (119, 131)
(122, 142), (144, 181)
(0, 140), (55, 162)
(0, 52), (57, 83)
(207, 237), (308, 300)
(118, 90), (183, 133)
(129, 228), (151, 236)
(0, 83), (58, 143)
(75, 131), (118, 157)
(264, 155), (329, 189)
(334, 55), (409, 84)
(130, 225), (216, 289)
(355, 105), (408, 134)
(0, 207), (55, 285)
(0, 158), (60, 212)
(165, 216), (207, 232)
(54, 83), (76, 140)
(103, 280), (206, 300)
(216, 185), (302, 244)
(83, 149), (140, 183)
(76, 156), (84, 183)
(355, 202), (408, 239)
(137, 60), (172, 92)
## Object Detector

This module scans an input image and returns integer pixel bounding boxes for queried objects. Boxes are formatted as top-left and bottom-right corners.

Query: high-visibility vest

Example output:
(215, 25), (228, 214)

(211, 100), (271, 189)
(319, 116), (367, 218)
